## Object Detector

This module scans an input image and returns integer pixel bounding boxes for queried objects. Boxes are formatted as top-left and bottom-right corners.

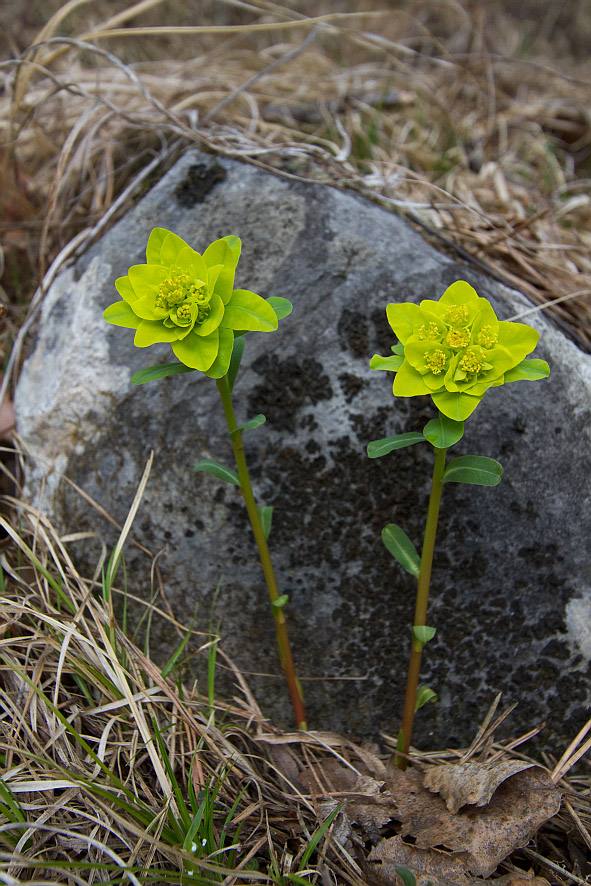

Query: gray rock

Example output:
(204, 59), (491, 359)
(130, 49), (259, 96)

(15, 151), (591, 751)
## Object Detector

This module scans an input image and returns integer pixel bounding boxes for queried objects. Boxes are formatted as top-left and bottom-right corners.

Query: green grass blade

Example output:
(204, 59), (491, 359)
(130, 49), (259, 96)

(151, 717), (191, 832)
(298, 803), (344, 871)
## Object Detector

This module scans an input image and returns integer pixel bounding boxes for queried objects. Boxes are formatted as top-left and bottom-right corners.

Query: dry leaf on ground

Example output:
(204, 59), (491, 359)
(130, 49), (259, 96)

(387, 766), (561, 878)
(299, 758), (397, 841)
(423, 759), (535, 813)
(366, 837), (553, 886)
(366, 835), (472, 886)
(490, 872), (551, 886)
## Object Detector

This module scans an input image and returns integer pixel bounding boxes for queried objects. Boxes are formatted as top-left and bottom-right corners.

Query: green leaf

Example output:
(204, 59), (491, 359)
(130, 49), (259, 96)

(222, 234), (241, 267)
(395, 867), (417, 886)
(422, 414), (464, 448)
(386, 303), (418, 344)
(272, 594), (288, 610)
(266, 296), (293, 320)
(257, 505), (273, 539)
(222, 289), (278, 331)
(382, 524), (421, 577)
(415, 684), (438, 711)
(194, 459), (239, 486)
(131, 363), (197, 385)
(230, 414), (266, 440)
(503, 358), (550, 383)
(227, 335), (245, 393)
(103, 299), (141, 329)
(367, 432), (426, 459)
(413, 625), (436, 644)
(370, 353), (404, 372)
(431, 389), (484, 421)
(443, 455), (502, 486)
(203, 327), (234, 379)
(392, 342), (405, 355)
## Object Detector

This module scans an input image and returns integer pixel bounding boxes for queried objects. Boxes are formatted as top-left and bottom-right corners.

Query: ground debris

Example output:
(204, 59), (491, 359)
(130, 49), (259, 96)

(422, 758), (537, 813)
(299, 754), (562, 882)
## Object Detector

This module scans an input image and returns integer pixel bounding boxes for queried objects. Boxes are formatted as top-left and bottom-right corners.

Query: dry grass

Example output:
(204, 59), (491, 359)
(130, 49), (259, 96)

(1, 1), (591, 881)
(2, 0), (591, 378)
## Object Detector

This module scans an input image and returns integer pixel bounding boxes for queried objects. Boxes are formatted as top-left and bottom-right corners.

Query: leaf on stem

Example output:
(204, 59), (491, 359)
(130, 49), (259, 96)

(272, 594), (289, 610)
(194, 459), (240, 486)
(257, 505), (273, 539)
(131, 362), (197, 385)
(367, 432), (426, 459)
(413, 625), (436, 644)
(227, 336), (245, 393)
(415, 684), (438, 711)
(229, 414), (266, 440)
(503, 358), (550, 383)
(224, 289), (278, 331)
(370, 353), (404, 371)
(266, 296), (293, 320)
(382, 525), (421, 577)
(442, 455), (502, 486)
(423, 413), (464, 448)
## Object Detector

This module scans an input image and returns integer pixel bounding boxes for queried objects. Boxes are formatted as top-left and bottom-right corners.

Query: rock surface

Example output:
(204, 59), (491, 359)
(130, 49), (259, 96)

(15, 150), (591, 750)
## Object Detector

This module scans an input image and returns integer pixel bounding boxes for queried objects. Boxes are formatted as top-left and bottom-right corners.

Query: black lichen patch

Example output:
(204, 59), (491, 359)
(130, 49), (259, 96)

(338, 373), (365, 404)
(338, 308), (369, 358)
(175, 161), (227, 207)
(371, 306), (396, 355)
(249, 355), (333, 432)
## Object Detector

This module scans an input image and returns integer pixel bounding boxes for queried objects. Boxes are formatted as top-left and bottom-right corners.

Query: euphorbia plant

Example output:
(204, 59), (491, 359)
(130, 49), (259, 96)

(370, 280), (549, 768)
(103, 227), (307, 729)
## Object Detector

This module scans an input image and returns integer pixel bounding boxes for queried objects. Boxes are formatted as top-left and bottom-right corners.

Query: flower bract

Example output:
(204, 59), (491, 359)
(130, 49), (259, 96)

(371, 281), (550, 420)
(103, 228), (280, 378)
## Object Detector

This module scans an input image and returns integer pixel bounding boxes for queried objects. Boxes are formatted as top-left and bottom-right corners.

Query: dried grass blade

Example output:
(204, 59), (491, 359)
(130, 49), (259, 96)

(508, 288), (591, 321)
(0, 515), (67, 603)
(86, 617), (179, 813)
(80, 11), (387, 42)
(105, 451), (153, 591)
(551, 716), (591, 782)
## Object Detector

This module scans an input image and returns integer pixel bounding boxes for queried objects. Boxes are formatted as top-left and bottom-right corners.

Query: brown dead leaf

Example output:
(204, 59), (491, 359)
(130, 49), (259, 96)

(299, 758), (379, 795)
(299, 759), (397, 841)
(366, 839), (552, 886)
(387, 766), (561, 878)
(423, 760), (535, 813)
(490, 872), (551, 886)
(366, 835), (471, 886)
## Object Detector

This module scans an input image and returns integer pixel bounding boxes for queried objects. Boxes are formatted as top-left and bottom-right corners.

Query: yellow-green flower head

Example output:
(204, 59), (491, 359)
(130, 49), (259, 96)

(103, 228), (279, 378)
(370, 281), (550, 421)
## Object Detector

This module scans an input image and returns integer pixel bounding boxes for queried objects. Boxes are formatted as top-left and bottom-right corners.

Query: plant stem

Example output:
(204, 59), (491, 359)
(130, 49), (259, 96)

(396, 445), (447, 769)
(216, 375), (307, 729)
